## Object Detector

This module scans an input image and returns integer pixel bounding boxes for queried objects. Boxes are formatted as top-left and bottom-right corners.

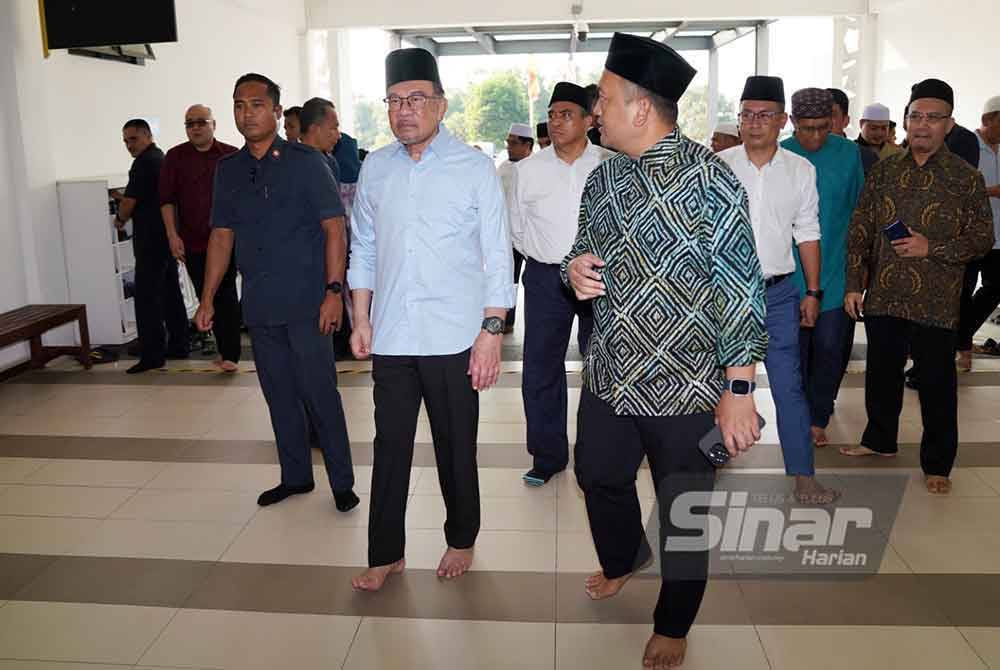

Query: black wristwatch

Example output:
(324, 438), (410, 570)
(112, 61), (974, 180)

(804, 288), (824, 300)
(326, 281), (342, 295)
(725, 378), (757, 396)
(481, 316), (504, 335)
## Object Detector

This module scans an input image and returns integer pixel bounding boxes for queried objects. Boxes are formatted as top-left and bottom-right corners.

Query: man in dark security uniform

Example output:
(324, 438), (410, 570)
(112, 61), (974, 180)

(115, 119), (189, 374)
(195, 73), (358, 512)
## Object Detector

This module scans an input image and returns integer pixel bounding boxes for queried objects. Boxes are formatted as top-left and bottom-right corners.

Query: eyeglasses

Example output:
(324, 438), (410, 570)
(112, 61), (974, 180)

(548, 109), (580, 122)
(739, 110), (781, 124)
(906, 111), (951, 125)
(184, 119), (211, 128)
(383, 94), (442, 111)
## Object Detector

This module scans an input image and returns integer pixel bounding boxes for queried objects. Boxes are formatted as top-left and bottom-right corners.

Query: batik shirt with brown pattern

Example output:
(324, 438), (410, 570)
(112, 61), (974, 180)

(846, 146), (994, 330)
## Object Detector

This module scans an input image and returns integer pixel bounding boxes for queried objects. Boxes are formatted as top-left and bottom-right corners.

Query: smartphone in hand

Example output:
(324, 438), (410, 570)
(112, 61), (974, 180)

(883, 219), (912, 242)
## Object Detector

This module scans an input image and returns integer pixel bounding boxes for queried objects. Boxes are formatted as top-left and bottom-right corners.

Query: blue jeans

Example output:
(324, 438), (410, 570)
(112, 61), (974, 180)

(799, 307), (853, 428)
(522, 259), (593, 474)
(764, 278), (814, 476)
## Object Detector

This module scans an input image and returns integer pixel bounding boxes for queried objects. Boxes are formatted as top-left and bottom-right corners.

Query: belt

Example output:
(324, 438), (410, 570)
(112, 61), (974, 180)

(764, 273), (791, 288)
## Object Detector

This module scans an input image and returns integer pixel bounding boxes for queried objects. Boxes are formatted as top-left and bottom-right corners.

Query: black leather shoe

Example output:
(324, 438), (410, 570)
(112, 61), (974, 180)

(333, 489), (360, 512)
(126, 359), (165, 374)
(257, 482), (315, 506)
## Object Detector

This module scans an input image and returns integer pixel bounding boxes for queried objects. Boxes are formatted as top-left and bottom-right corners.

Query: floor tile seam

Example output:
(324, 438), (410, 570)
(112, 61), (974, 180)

(211, 494), (265, 565)
(133, 604), (185, 669)
(954, 627), (993, 670)
(339, 616), (366, 670)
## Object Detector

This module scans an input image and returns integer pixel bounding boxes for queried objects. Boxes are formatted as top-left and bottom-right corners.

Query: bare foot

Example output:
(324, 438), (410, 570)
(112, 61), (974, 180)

(351, 559), (404, 592)
(957, 350), (972, 372)
(643, 634), (687, 668)
(584, 570), (635, 600)
(437, 547), (473, 580)
(219, 360), (239, 373)
(839, 446), (896, 458)
(925, 475), (952, 495)
(811, 426), (829, 448)
(794, 475), (840, 505)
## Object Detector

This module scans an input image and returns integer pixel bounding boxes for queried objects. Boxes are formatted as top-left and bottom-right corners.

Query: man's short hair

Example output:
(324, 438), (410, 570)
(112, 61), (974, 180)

(122, 119), (151, 134)
(827, 88), (850, 117)
(624, 81), (678, 125)
(283, 106), (302, 119)
(583, 84), (599, 114)
(299, 97), (335, 135)
(233, 73), (281, 106)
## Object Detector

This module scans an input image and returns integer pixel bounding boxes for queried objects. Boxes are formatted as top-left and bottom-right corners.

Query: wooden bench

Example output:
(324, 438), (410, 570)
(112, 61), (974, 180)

(0, 305), (92, 381)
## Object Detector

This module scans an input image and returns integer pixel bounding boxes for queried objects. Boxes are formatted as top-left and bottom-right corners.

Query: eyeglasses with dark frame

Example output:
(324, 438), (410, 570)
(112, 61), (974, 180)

(184, 119), (211, 128)
(739, 110), (782, 124)
(383, 94), (443, 112)
(906, 111), (951, 125)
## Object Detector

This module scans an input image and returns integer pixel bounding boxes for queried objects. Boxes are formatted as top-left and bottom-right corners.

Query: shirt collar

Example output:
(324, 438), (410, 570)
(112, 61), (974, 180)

(737, 143), (784, 167)
(901, 143), (950, 167)
(635, 127), (684, 168)
(393, 123), (452, 159)
(240, 135), (287, 163)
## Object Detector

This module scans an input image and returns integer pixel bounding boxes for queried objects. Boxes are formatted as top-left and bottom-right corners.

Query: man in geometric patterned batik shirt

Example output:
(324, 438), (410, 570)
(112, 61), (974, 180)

(841, 78), (993, 495)
(563, 32), (768, 669)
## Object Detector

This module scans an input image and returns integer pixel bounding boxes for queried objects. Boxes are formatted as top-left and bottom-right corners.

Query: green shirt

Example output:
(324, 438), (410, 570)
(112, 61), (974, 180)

(782, 133), (865, 312)
(561, 128), (768, 417)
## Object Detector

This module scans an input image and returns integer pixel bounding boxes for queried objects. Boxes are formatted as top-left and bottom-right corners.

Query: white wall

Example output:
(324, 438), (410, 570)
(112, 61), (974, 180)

(0, 0), (308, 367)
(873, 0), (995, 131)
(306, 0), (866, 29)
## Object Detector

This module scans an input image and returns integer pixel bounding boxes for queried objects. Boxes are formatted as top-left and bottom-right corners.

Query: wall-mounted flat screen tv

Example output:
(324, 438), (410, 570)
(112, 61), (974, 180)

(43, 0), (178, 49)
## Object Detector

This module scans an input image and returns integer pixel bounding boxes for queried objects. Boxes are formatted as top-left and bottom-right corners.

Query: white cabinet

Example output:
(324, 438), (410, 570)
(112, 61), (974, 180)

(57, 176), (198, 346)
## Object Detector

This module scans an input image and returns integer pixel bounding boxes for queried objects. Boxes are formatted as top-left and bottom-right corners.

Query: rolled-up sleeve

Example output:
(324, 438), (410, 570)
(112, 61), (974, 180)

(158, 151), (178, 207)
(507, 164), (525, 253)
(477, 161), (515, 308)
(709, 165), (768, 367)
(791, 162), (821, 245)
(347, 160), (376, 291)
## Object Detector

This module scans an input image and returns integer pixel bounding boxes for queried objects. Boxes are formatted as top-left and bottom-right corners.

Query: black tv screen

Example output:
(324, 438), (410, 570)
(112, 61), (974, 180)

(43, 0), (178, 49)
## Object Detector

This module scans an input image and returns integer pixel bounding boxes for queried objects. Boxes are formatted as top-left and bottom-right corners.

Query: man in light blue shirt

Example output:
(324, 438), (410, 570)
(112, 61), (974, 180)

(348, 48), (515, 592)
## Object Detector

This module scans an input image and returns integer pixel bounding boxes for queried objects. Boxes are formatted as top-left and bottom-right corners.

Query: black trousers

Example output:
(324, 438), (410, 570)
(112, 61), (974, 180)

(184, 251), (242, 363)
(574, 388), (715, 638)
(505, 248), (525, 329)
(133, 247), (188, 362)
(958, 250), (1000, 351)
(249, 319), (354, 492)
(862, 316), (958, 476)
(367, 350), (480, 567)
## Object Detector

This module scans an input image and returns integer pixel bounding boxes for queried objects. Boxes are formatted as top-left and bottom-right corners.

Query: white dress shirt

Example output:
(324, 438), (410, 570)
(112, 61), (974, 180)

(718, 145), (821, 278)
(509, 142), (613, 264)
(497, 159), (517, 202)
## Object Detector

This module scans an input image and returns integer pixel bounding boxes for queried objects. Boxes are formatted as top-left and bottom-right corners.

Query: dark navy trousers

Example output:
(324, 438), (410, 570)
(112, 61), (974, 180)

(249, 318), (354, 492)
(521, 259), (593, 475)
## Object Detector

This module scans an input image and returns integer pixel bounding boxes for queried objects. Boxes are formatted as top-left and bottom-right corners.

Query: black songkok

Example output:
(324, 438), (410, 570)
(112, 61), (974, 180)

(909, 78), (954, 108)
(549, 82), (591, 111)
(385, 48), (441, 89)
(604, 32), (696, 102)
(741, 76), (785, 105)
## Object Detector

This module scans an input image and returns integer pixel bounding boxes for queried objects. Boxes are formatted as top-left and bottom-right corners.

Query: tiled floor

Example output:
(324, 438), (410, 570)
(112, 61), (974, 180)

(2, 321), (1000, 668)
